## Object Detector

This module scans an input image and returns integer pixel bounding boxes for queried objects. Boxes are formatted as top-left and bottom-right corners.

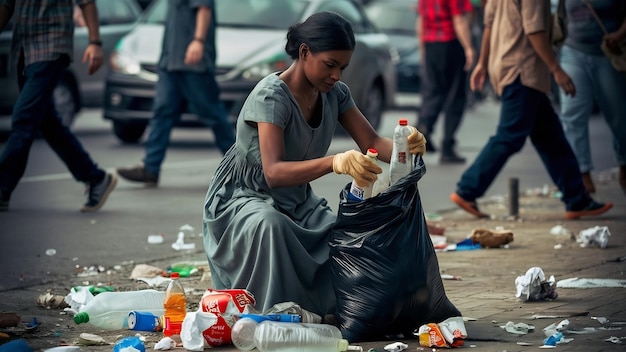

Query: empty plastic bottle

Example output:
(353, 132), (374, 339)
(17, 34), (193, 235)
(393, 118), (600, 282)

(347, 148), (379, 202)
(390, 118), (413, 185)
(231, 319), (361, 352)
(163, 272), (187, 337)
(73, 289), (165, 330)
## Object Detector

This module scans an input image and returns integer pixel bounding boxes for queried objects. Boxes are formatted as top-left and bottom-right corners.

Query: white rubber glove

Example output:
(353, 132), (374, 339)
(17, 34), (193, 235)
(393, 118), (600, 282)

(408, 126), (427, 155)
(333, 150), (382, 187)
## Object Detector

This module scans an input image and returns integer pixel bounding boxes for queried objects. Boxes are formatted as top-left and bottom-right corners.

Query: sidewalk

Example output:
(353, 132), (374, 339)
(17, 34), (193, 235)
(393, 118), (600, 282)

(1, 168), (623, 351)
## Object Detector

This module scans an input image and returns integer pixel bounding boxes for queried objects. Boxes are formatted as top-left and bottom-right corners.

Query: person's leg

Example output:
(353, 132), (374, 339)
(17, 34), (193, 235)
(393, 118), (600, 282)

(591, 52), (626, 192)
(417, 42), (448, 151)
(529, 90), (611, 218)
(558, 45), (595, 191)
(40, 56), (105, 184)
(454, 78), (531, 210)
(181, 71), (234, 155)
(441, 40), (467, 162)
(0, 55), (84, 199)
(142, 70), (186, 175)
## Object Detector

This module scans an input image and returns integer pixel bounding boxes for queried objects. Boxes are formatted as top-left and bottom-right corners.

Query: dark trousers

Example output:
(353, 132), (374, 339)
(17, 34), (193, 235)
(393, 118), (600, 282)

(0, 54), (104, 197)
(143, 69), (235, 175)
(418, 39), (467, 152)
(455, 78), (591, 211)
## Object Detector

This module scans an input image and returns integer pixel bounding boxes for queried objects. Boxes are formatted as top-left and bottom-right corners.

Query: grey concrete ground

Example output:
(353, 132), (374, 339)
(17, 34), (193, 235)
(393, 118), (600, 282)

(0, 97), (624, 351)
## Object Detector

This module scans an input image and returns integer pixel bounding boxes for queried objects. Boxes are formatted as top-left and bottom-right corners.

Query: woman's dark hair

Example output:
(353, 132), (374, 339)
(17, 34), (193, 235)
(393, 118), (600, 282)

(285, 11), (356, 59)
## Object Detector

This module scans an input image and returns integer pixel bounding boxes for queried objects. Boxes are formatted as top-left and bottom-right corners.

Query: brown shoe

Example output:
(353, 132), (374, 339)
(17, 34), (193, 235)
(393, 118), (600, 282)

(116, 164), (158, 187)
(565, 200), (613, 220)
(450, 192), (489, 218)
(581, 171), (595, 193)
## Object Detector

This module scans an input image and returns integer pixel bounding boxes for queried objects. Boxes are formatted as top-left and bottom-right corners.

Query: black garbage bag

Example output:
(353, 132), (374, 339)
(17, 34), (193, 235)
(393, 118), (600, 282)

(329, 156), (461, 342)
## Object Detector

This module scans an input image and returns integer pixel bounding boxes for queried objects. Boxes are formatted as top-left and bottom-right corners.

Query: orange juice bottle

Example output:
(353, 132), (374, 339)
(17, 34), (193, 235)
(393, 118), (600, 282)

(163, 272), (187, 336)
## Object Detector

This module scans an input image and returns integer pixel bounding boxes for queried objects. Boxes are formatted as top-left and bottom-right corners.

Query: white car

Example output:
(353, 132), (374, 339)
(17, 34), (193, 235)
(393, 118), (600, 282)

(103, 0), (397, 143)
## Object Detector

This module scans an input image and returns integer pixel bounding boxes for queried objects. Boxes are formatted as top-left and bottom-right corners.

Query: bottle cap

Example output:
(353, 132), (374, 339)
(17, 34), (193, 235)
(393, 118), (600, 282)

(399, 118), (408, 125)
(170, 272), (180, 279)
(73, 312), (89, 324)
(366, 148), (378, 157)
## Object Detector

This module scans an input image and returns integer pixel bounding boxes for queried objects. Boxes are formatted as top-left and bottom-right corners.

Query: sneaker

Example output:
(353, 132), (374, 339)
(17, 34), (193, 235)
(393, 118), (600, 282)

(440, 152), (466, 164)
(450, 192), (489, 218)
(81, 173), (117, 212)
(565, 200), (613, 220)
(117, 164), (158, 187)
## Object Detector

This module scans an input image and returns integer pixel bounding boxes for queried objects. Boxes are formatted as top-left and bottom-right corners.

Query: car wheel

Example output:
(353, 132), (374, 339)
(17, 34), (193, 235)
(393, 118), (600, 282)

(362, 83), (384, 131)
(113, 120), (147, 144)
(53, 79), (78, 128)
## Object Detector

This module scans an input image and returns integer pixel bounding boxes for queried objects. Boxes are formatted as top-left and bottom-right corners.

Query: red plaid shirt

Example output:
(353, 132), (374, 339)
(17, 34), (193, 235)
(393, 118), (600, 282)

(418, 0), (473, 43)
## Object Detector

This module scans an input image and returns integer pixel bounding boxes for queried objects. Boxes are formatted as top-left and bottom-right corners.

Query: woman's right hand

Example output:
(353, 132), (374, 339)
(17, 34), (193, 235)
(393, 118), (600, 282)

(333, 150), (382, 187)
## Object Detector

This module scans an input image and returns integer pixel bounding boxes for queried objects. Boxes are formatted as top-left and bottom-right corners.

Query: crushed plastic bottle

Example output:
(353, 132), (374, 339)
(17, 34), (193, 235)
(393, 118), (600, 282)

(232, 319), (362, 352)
(73, 289), (165, 330)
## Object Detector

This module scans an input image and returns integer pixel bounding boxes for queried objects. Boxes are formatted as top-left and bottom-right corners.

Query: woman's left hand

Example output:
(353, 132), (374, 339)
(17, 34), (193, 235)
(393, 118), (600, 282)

(408, 127), (427, 155)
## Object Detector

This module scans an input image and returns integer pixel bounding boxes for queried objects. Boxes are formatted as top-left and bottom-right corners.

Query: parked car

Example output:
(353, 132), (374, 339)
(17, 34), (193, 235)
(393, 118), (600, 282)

(0, 0), (142, 128)
(365, 0), (421, 93)
(103, 0), (397, 143)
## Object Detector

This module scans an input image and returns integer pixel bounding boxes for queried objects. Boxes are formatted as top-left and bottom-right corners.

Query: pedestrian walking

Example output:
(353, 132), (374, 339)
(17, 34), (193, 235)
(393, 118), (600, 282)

(116, 0), (234, 187)
(202, 11), (426, 315)
(557, 0), (626, 194)
(451, 0), (613, 220)
(416, 0), (475, 163)
(0, 0), (116, 212)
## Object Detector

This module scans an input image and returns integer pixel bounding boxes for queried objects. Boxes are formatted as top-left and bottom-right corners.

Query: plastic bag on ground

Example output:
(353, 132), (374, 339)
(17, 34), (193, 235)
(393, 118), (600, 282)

(329, 156), (460, 342)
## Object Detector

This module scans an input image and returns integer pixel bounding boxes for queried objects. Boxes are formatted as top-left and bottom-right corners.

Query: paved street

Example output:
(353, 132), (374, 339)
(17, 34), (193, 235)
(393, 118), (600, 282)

(0, 96), (624, 351)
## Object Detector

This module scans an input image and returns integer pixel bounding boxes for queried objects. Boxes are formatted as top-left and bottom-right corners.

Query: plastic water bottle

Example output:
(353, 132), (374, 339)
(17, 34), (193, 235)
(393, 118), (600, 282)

(231, 319), (359, 352)
(347, 148), (379, 202)
(163, 272), (187, 337)
(73, 289), (165, 330)
(390, 118), (413, 185)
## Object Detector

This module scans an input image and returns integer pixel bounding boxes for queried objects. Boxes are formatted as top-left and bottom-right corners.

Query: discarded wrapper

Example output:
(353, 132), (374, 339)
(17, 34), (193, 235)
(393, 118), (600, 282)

(416, 316), (467, 348)
(577, 226), (610, 248)
(200, 289), (255, 347)
(515, 267), (557, 301)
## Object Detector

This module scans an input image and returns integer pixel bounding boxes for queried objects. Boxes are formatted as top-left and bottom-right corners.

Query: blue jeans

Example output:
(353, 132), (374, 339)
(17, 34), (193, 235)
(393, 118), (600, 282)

(558, 45), (626, 172)
(0, 54), (104, 198)
(456, 77), (591, 211)
(143, 69), (235, 175)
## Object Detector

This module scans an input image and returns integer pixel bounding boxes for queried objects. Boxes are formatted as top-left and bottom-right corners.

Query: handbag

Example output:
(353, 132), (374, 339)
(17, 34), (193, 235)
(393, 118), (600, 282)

(551, 0), (567, 49)
(583, 0), (626, 72)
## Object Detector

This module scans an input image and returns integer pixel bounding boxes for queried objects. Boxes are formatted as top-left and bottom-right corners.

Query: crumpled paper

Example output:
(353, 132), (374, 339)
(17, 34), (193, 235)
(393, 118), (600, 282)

(154, 337), (177, 350)
(515, 267), (557, 301)
(181, 311), (218, 351)
(384, 342), (408, 352)
(63, 286), (95, 314)
(577, 226), (610, 248)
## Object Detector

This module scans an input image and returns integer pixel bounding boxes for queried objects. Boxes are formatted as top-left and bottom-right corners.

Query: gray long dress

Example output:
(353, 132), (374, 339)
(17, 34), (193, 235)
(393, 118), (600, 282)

(202, 73), (355, 315)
